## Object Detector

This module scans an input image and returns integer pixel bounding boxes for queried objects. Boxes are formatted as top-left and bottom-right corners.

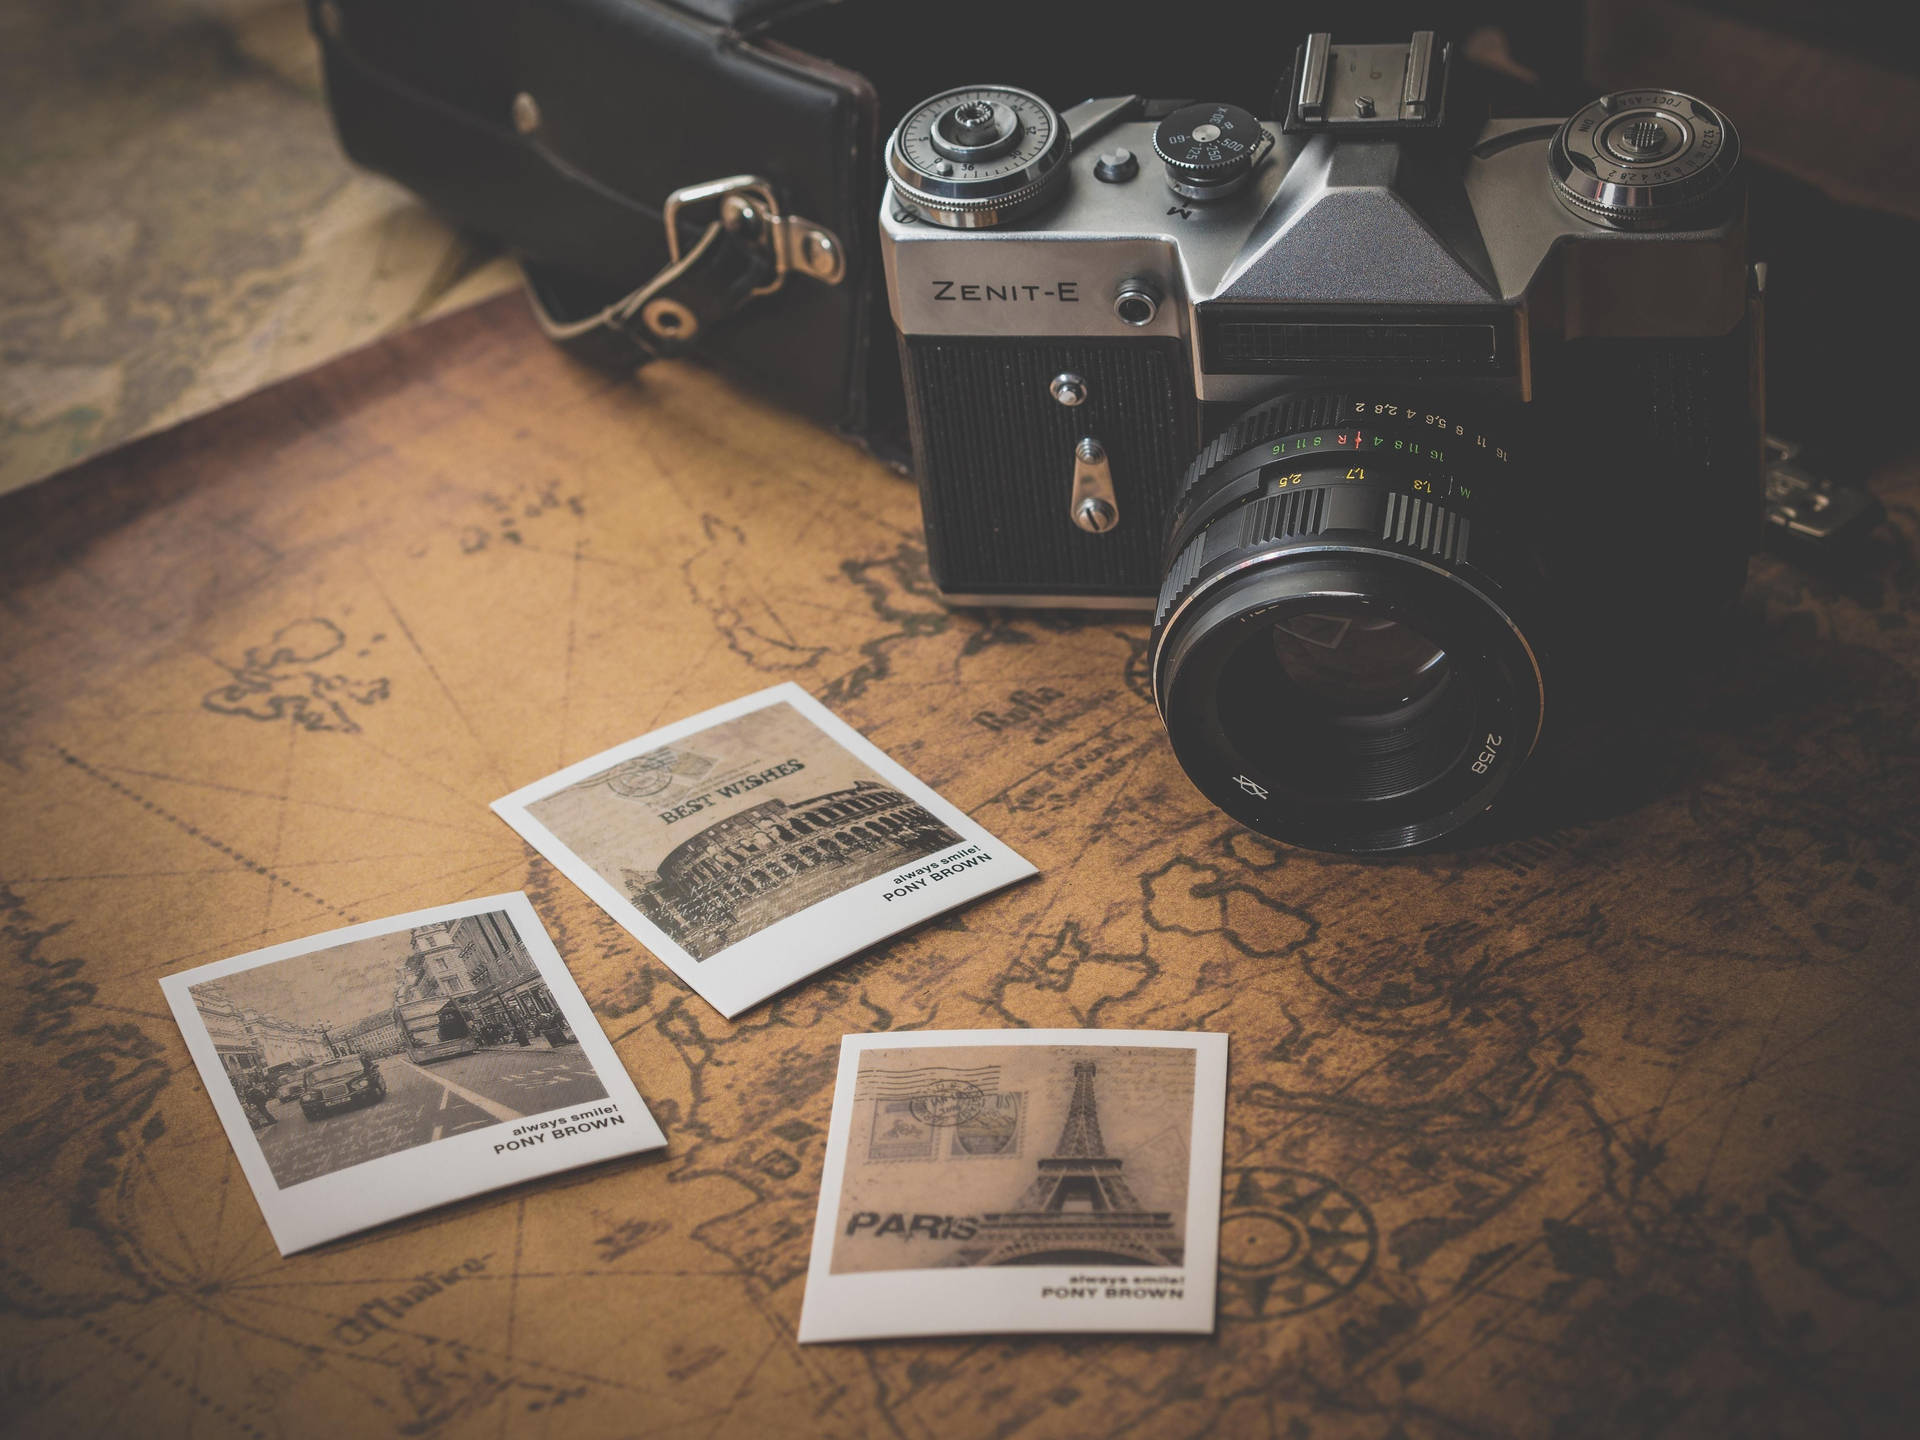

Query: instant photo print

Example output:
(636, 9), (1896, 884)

(159, 893), (666, 1255)
(798, 1029), (1229, 1341)
(492, 684), (1037, 1017)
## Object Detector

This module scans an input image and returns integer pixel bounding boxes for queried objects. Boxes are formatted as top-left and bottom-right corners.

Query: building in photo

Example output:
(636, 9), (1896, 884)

(497, 967), (566, 1037)
(397, 914), (565, 1043)
(164, 901), (636, 1201)
(400, 920), (481, 1004)
(242, 1010), (332, 1071)
(450, 911), (562, 1036)
(339, 1008), (405, 1059)
(960, 1060), (1184, 1268)
(195, 982), (263, 1086)
(623, 781), (962, 960)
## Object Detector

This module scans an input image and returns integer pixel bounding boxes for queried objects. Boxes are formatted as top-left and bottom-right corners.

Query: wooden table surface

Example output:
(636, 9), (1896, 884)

(1, 294), (1914, 1438)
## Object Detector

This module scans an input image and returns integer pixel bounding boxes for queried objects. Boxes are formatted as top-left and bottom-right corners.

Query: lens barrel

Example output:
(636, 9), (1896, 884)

(1150, 392), (1545, 853)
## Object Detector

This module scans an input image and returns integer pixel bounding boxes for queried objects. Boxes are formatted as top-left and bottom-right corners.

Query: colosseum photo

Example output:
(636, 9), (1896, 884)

(622, 781), (963, 960)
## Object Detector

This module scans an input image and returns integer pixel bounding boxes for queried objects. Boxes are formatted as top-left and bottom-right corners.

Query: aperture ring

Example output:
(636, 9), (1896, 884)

(1173, 393), (1348, 527)
(1171, 393), (1516, 559)
(1152, 497), (1516, 715)
(1154, 486), (1334, 629)
(1238, 485), (1331, 548)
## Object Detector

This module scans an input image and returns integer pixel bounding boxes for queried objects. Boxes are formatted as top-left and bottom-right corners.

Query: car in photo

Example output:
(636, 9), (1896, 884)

(298, 1053), (387, 1120)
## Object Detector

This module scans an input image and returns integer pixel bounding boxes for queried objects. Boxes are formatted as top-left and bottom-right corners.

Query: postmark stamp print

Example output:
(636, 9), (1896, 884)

(908, 1078), (986, 1127)
(868, 1101), (937, 1161)
(949, 1091), (1023, 1158)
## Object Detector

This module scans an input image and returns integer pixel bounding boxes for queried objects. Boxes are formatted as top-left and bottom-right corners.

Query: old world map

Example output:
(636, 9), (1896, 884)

(1, 297), (1914, 1437)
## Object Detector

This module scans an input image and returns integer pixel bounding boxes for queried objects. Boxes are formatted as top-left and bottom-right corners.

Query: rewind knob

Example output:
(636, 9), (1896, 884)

(1548, 89), (1741, 230)
(1152, 101), (1269, 201)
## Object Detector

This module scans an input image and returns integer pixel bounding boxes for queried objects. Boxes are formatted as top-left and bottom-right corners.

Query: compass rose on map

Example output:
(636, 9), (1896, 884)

(1217, 1165), (1377, 1319)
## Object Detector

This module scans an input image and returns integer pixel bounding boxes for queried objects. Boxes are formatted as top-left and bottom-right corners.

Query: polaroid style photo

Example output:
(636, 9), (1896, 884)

(797, 1030), (1229, 1342)
(159, 892), (666, 1256)
(491, 683), (1038, 1017)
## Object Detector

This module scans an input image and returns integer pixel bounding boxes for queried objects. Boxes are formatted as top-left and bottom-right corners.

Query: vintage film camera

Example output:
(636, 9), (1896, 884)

(881, 30), (1763, 854)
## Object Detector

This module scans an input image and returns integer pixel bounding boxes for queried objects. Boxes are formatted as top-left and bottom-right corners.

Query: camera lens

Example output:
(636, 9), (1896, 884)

(1150, 392), (1545, 853)
(1265, 611), (1448, 715)
(1218, 602), (1476, 805)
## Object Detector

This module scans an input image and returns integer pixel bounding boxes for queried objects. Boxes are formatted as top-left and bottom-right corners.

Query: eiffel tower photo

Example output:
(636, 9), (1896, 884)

(957, 1059), (1185, 1267)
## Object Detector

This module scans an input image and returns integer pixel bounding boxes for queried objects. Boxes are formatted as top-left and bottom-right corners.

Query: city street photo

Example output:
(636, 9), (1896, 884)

(161, 893), (666, 1254)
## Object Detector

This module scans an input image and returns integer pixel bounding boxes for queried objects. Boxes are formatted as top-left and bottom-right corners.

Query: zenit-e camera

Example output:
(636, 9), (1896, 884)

(881, 30), (1762, 853)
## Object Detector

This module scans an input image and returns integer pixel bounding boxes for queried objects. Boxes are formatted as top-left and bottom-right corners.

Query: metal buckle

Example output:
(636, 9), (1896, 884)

(663, 175), (847, 293)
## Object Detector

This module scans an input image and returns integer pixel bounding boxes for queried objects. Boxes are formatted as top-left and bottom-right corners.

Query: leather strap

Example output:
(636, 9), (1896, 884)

(522, 215), (778, 372)
(311, 16), (844, 377)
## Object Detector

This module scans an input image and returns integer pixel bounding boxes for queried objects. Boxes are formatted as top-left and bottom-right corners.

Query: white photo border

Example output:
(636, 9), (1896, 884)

(159, 891), (666, 1256)
(490, 683), (1038, 1018)
(797, 1029), (1229, 1342)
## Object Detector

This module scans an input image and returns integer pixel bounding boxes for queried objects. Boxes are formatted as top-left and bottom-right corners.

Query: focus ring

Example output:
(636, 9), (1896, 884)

(1155, 530), (1208, 629)
(1155, 485), (1333, 630)
(1382, 493), (1470, 564)
(1239, 486), (1329, 547)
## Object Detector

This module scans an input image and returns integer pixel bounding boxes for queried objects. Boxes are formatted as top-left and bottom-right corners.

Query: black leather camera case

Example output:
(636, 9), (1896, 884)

(309, 0), (889, 446)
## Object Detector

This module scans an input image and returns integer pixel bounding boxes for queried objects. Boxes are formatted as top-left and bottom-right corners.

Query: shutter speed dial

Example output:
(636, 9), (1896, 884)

(1153, 101), (1270, 200)
(933, 98), (1023, 162)
(887, 86), (1072, 229)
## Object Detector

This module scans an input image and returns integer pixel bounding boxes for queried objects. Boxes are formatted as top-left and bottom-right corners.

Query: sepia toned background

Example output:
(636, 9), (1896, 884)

(0, 288), (1913, 1436)
(193, 929), (416, 1030)
(1, 1), (1917, 1435)
(0, 0), (514, 497)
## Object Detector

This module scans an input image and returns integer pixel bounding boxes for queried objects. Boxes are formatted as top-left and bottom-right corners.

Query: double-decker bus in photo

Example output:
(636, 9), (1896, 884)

(392, 996), (478, 1064)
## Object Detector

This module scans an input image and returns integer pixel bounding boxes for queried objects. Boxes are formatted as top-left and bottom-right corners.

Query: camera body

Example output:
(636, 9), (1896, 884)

(881, 33), (1762, 852)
